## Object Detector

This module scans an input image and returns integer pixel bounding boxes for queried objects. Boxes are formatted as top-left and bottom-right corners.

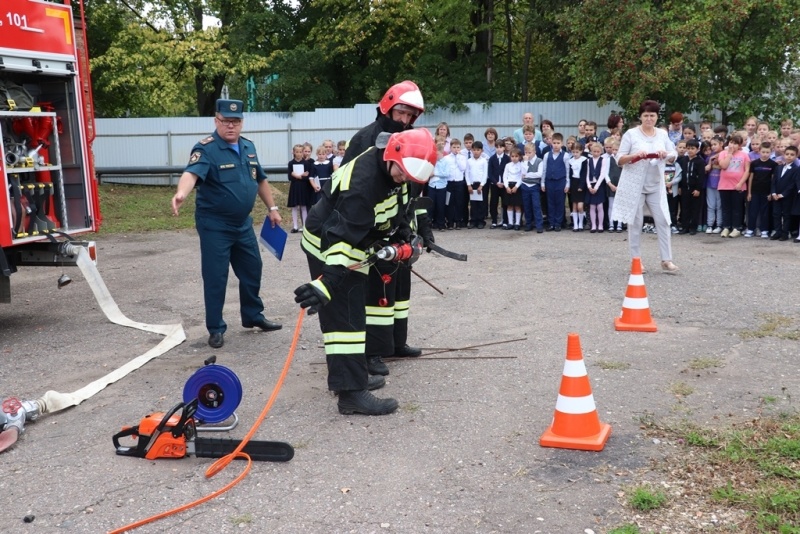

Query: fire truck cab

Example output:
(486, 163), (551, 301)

(0, 0), (99, 303)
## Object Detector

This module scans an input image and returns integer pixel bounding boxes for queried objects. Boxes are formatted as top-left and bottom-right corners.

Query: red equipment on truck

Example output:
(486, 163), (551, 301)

(0, 0), (99, 302)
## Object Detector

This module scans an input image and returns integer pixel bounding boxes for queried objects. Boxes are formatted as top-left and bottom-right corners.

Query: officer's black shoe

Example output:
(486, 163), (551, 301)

(393, 344), (422, 358)
(244, 318), (283, 332)
(367, 374), (385, 391)
(367, 356), (389, 376)
(208, 333), (224, 349)
(337, 390), (398, 415)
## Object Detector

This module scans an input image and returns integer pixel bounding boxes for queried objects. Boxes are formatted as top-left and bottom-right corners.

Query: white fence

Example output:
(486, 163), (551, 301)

(93, 101), (714, 185)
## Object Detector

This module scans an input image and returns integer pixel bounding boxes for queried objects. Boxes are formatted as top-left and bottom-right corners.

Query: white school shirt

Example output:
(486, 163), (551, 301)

(465, 156), (488, 187)
(501, 161), (523, 187)
(446, 153), (466, 182)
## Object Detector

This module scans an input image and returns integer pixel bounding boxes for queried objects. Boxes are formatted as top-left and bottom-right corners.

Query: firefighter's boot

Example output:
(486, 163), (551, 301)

(338, 390), (398, 416)
(367, 356), (389, 376)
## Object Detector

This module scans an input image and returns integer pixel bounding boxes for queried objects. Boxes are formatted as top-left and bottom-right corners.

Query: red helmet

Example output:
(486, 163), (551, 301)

(378, 81), (424, 124)
(383, 128), (436, 184)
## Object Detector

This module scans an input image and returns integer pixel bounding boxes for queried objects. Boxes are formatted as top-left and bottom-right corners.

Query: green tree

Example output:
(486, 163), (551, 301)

(559, 0), (800, 123)
(88, 0), (289, 117)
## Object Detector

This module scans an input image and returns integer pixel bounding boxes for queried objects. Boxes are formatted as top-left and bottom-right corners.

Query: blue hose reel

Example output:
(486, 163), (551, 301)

(182, 363), (243, 425)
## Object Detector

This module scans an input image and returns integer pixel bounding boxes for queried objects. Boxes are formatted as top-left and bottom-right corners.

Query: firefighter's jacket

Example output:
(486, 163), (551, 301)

(301, 147), (409, 274)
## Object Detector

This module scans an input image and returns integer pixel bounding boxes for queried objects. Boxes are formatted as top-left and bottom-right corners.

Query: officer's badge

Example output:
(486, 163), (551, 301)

(230, 103), (238, 111)
(251, 167), (257, 179)
(189, 151), (201, 164)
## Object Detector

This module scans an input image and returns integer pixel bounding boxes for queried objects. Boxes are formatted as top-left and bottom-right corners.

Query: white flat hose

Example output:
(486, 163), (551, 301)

(37, 247), (186, 413)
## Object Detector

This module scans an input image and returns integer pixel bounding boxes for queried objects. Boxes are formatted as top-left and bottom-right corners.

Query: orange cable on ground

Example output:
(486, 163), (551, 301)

(109, 308), (307, 534)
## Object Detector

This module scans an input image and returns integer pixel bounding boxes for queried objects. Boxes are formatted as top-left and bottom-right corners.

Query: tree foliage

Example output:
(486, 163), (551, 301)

(86, 0), (800, 124)
(560, 0), (800, 123)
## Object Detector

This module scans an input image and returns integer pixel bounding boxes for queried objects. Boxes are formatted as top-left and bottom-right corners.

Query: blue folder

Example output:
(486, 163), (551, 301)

(258, 219), (288, 261)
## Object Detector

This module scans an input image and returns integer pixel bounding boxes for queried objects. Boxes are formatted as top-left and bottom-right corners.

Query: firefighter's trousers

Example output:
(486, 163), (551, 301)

(307, 255), (369, 392)
(366, 259), (410, 358)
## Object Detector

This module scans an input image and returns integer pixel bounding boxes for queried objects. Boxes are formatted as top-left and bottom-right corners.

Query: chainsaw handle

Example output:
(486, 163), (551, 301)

(113, 426), (145, 457)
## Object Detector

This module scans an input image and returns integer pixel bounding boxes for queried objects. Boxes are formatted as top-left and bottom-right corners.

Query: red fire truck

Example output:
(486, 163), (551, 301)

(0, 0), (99, 302)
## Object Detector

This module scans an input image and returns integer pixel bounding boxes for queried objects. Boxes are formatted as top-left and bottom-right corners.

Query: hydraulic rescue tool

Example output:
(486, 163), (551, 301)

(112, 360), (294, 462)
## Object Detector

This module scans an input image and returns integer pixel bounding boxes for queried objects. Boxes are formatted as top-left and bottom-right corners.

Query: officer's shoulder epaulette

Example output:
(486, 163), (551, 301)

(199, 136), (214, 145)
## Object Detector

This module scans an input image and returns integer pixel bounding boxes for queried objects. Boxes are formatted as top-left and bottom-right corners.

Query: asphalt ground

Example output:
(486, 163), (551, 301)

(1, 223), (798, 533)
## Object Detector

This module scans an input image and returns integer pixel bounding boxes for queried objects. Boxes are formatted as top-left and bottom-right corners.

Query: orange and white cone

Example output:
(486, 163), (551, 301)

(540, 333), (611, 451)
(614, 257), (657, 332)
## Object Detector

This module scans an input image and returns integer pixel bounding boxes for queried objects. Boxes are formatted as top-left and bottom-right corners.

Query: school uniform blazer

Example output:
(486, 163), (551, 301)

(771, 164), (800, 200)
(487, 153), (510, 185)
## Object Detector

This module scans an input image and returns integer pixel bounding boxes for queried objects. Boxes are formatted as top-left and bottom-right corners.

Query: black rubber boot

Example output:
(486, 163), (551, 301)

(393, 344), (422, 358)
(367, 356), (389, 376)
(367, 374), (385, 391)
(337, 390), (399, 415)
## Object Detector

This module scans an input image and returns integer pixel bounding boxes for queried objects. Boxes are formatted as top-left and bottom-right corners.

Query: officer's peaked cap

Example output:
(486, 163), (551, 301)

(216, 99), (244, 119)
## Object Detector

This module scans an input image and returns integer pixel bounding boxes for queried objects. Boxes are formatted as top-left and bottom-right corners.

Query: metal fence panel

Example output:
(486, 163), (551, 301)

(94, 102), (716, 185)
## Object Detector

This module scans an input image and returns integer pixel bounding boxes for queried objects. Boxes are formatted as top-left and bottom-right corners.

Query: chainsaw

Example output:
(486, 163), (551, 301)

(112, 399), (294, 462)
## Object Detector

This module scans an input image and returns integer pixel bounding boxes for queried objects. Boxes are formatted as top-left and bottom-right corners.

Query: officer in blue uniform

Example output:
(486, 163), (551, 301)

(172, 99), (282, 348)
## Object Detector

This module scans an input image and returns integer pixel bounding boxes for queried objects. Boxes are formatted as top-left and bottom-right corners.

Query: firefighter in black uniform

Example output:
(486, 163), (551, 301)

(340, 81), (434, 377)
(294, 128), (437, 416)
(172, 99), (283, 349)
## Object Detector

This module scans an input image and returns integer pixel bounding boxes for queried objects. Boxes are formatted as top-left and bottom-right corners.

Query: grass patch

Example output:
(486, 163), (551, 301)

(596, 360), (631, 370)
(402, 402), (421, 413)
(688, 357), (724, 370)
(740, 313), (800, 341)
(608, 524), (641, 534)
(668, 381), (694, 397)
(229, 513), (253, 525)
(637, 413), (800, 532)
(97, 183), (290, 234)
(628, 485), (667, 511)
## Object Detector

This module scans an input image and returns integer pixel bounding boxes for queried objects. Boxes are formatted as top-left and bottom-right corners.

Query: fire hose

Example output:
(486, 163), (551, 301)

(0, 245), (186, 453)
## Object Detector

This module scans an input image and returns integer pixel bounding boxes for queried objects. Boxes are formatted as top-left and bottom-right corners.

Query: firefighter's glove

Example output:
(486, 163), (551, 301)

(394, 221), (413, 244)
(293, 265), (347, 315)
(294, 280), (330, 315)
(416, 215), (435, 252)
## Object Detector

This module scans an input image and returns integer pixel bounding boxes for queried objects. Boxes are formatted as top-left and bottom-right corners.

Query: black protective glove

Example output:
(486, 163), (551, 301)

(293, 281), (330, 315)
(394, 220), (413, 244)
(293, 265), (347, 315)
(416, 214), (435, 252)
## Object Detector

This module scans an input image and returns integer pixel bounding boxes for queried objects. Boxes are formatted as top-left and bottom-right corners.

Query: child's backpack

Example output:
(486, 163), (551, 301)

(0, 79), (35, 111)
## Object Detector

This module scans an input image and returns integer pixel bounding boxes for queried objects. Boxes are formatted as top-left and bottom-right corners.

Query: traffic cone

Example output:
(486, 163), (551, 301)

(540, 333), (611, 451)
(614, 257), (657, 332)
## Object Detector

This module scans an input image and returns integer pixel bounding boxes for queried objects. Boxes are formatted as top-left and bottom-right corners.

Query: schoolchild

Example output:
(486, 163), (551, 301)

(429, 141), (451, 230)
(770, 145), (799, 241)
(521, 143), (544, 233)
(517, 125), (536, 154)
(540, 133), (570, 231)
(779, 119), (793, 141)
(487, 140), (510, 228)
(717, 134), (750, 237)
(704, 136), (724, 233)
(332, 140), (346, 171)
(502, 147), (524, 230)
(445, 138), (467, 229)
(745, 142), (778, 238)
(585, 142), (608, 233)
(462, 133), (475, 156)
(678, 139), (706, 234)
(312, 145), (333, 203)
(604, 138), (624, 232)
(668, 140), (685, 233)
(568, 142), (587, 231)
(466, 141), (488, 228)
(287, 144), (315, 232)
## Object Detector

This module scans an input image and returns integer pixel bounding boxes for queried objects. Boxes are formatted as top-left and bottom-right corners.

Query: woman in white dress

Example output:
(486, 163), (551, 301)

(613, 100), (679, 273)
